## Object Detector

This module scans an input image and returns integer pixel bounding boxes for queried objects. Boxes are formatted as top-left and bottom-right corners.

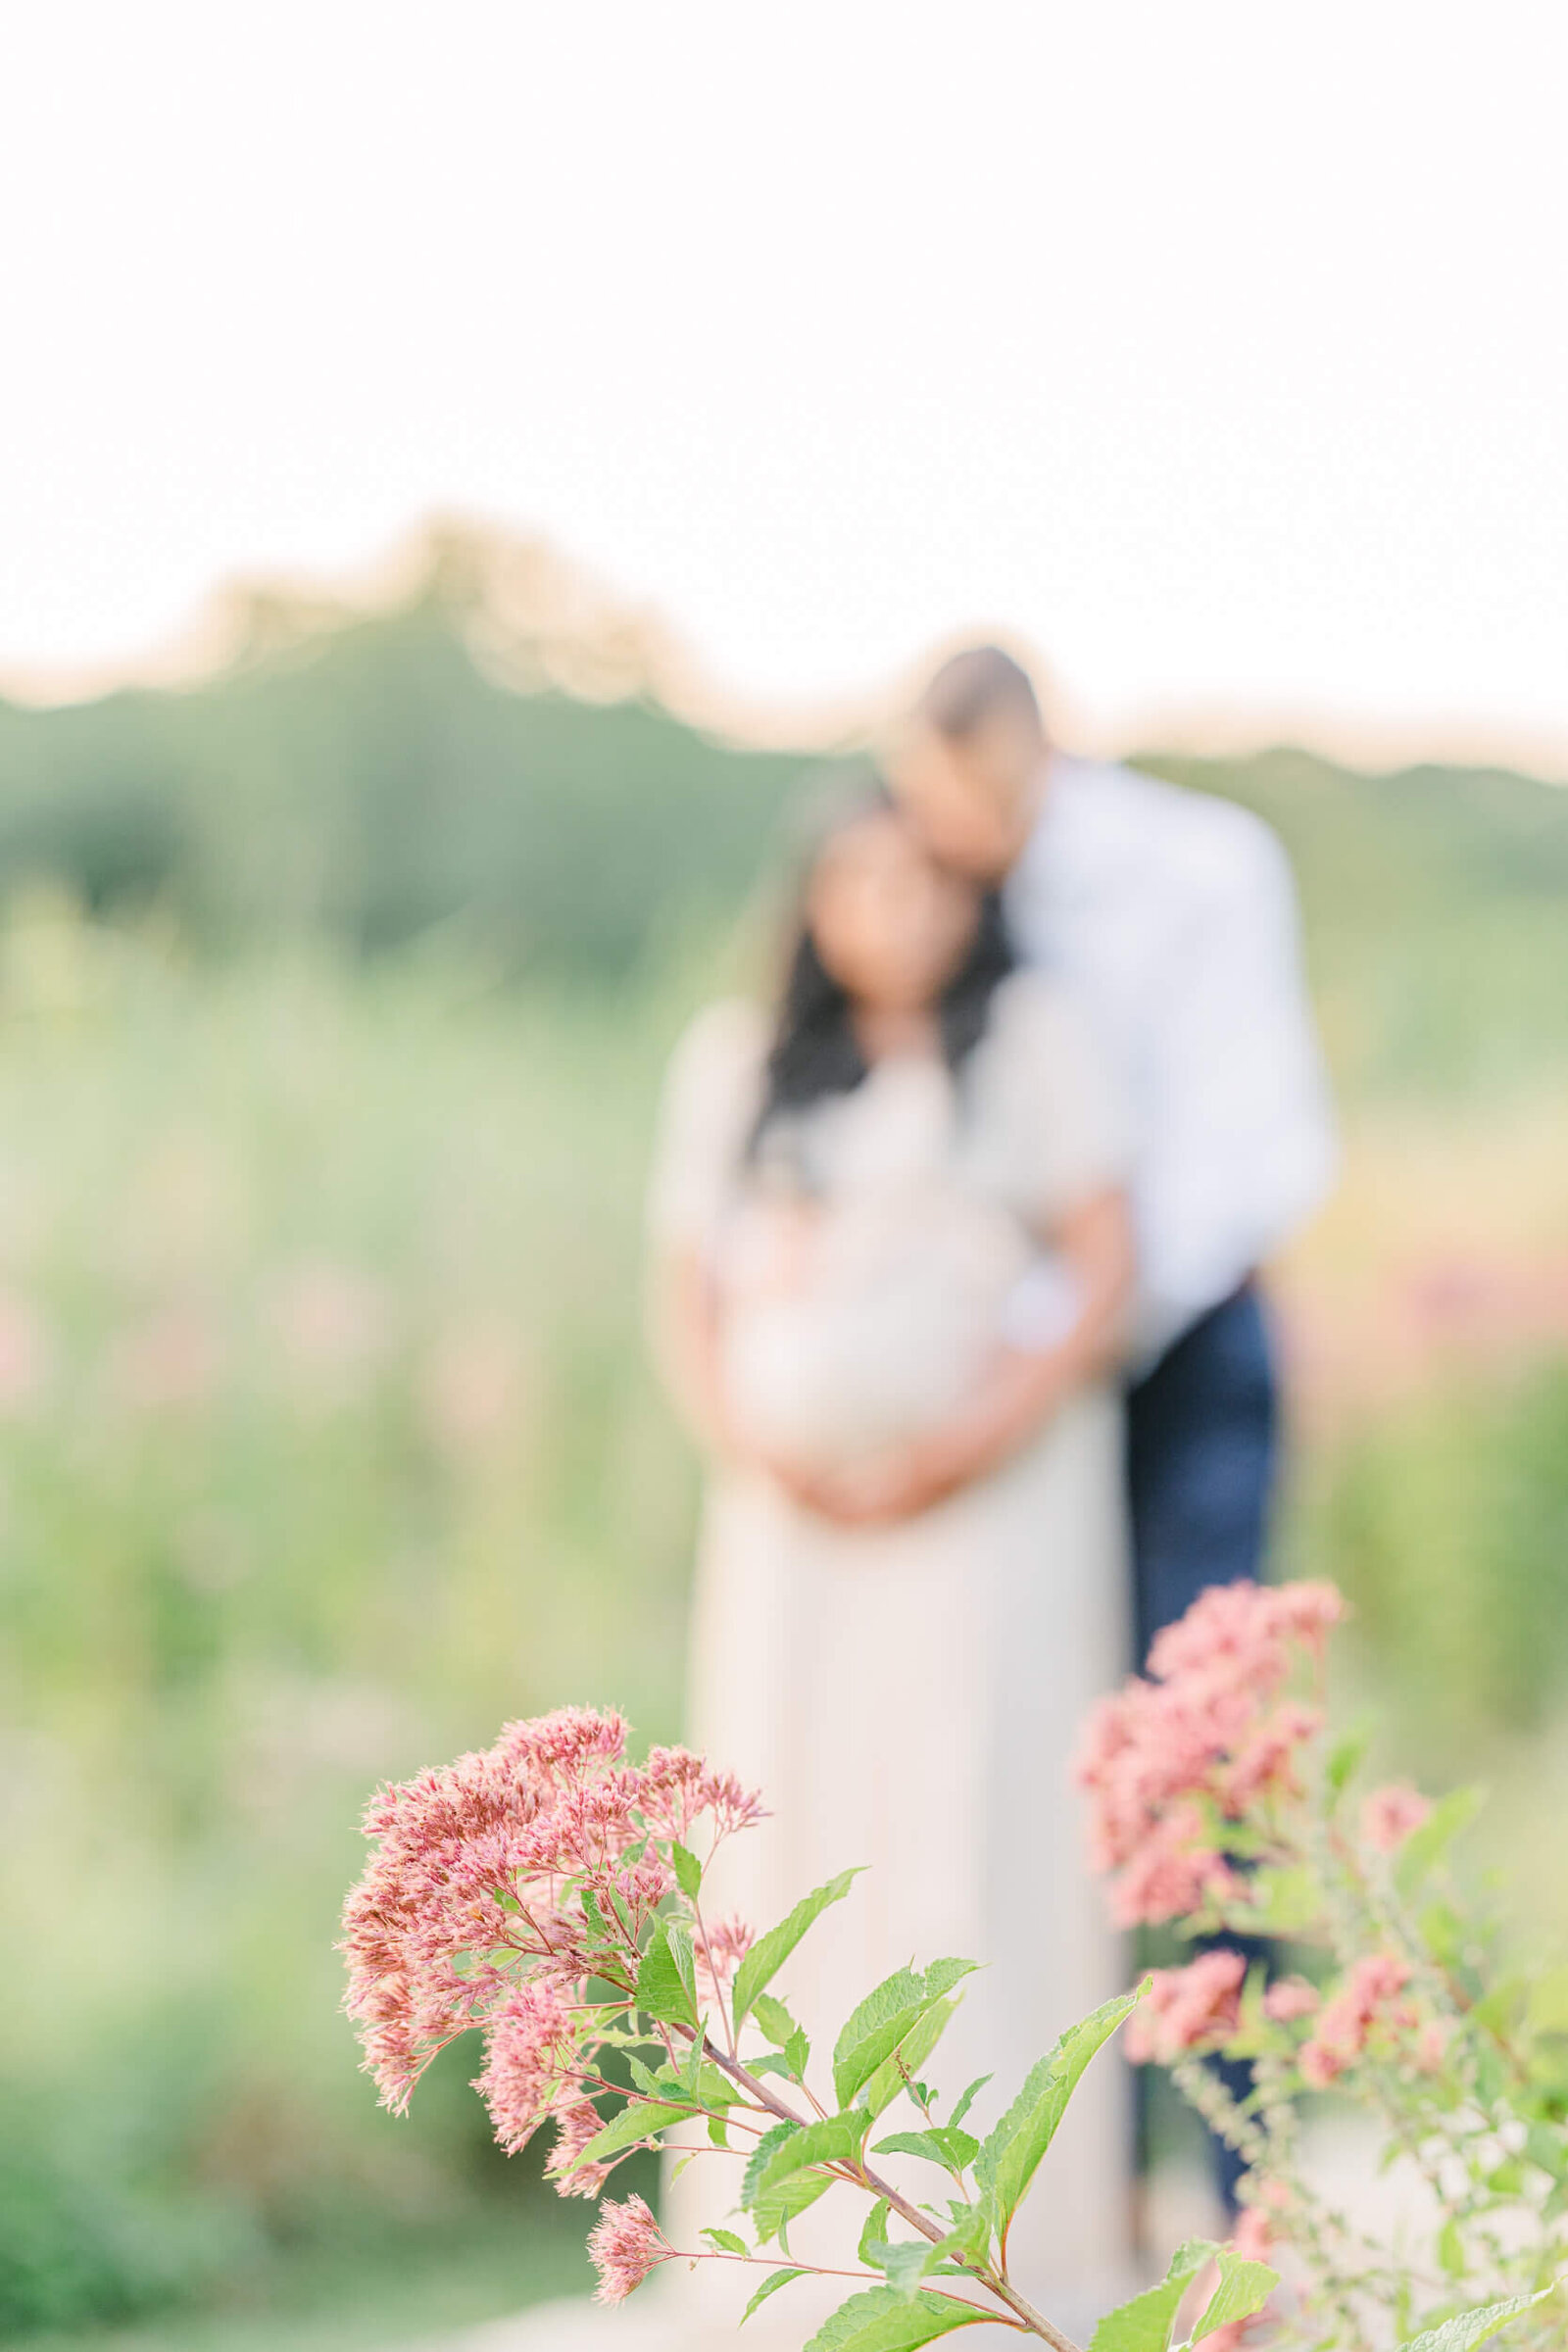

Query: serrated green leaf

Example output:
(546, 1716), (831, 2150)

(703, 2226), (749, 2255)
(835, 1962), (977, 2111)
(634, 1920), (700, 2030)
(804, 2284), (990, 2348)
(1396, 1786), (1486, 1899)
(1399, 2287), (1556, 2352)
(1189, 2254), (1278, 2342)
(873, 2127), (978, 2173)
(753, 1992), (797, 2045)
(731, 1869), (863, 2031)
(749, 2052), (798, 2081)
(785, 2026), (811, 2079)
(758, 2109), (869, 2193)
(742, 2119), (829, 2244)
(858, 2198), (891, 2266)
(572, 2096), (694, 2170)
(976, 1984), (1145, 2243)
(883, 2239), (938, 2299)
(627, 2054), (664, 2098)
(863, 1998), (958, 2119)
(671, 1840), (703, 1899)
(742, 2266), (808, 2324)
(1090, 2239), (1218, 2352)
(947, 2077), (991, 2130)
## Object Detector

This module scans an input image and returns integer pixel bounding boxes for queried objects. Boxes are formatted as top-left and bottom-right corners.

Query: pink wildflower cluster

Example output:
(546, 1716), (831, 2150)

(1360, 1781), (1432, 1854)
(586, 2193), (671, 2303)
(339, 1706), (763, 2168)
(1125, 1950), (1247, 2065)
(1075, 1581), (1344, 1928)
(1297, 1953), (1424, 2089)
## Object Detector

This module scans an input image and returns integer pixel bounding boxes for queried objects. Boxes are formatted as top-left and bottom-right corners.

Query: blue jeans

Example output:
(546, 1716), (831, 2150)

(1124, 1284), (1279, 2210)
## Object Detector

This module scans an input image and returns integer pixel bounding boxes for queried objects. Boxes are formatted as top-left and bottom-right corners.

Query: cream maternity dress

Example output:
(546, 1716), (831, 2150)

(646, 974), (1136, 2344)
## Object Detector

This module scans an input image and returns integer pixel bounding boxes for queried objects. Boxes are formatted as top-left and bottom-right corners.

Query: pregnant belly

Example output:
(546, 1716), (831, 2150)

(721, 1275), (1001, 1473)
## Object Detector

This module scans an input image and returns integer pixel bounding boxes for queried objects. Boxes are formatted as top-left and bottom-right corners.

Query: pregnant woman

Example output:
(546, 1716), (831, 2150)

(646, 791), (1137, 2335)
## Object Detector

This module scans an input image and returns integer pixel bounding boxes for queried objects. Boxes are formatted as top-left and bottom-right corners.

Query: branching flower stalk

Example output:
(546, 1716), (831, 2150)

(1077, 1579), (1568, 2352)
(340, 1706), (1265, 2350)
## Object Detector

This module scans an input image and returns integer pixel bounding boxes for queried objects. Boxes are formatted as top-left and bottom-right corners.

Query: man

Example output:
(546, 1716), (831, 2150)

(890, 645), (1336, 2206)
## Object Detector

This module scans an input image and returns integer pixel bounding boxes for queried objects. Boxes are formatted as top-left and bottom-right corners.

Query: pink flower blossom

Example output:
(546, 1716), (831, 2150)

(1361, 1782), (1432, 1854)
(695, 1912), (755, 2003)
(1263, 1977), (1321, 2023)
(1298, 2036), (1348, 2090)
(1076, 1582), (1343, 1930)
(472, 1983), (578, 2154)
(1126, 1950), (1247, 2065)
(587, 2193), (670, 2303)
(544, 2096), (611, 2199)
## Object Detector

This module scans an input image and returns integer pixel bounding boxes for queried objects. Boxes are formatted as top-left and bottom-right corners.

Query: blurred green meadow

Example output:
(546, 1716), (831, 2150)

(5, 531), (1568, 2344)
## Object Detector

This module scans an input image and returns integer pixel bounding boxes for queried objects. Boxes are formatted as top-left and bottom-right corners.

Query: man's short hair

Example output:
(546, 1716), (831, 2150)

(917, 645), (1043, 742)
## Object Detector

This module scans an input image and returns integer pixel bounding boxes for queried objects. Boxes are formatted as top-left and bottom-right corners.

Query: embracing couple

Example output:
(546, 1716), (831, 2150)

(647, 648), (1335, 2331)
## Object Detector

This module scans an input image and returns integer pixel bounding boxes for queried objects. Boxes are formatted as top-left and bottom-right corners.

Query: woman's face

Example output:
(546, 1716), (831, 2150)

(806, 810), (980, 1014)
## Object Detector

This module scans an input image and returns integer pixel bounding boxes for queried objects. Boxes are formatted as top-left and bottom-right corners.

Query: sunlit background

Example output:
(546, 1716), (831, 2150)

(4, 6), (1568, 2348)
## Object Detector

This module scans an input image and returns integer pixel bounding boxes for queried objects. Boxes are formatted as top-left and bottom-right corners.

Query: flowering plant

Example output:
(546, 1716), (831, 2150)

(341, 1707), (1274, 2348)
(1078, 1580), (1567, 2352)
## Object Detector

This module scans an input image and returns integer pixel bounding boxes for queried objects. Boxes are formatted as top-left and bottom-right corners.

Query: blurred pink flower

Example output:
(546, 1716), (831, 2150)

(1361, 1781), (1432, 1854)
(0, 1292), (52, 1413)
(1126, 1950), (1246, 2065)
(416, 1311), (530, 1459)
(270, 1260), (391, 1407)
(111, 1302), (223, 1412)
(1263, 1976), (1320, 2023)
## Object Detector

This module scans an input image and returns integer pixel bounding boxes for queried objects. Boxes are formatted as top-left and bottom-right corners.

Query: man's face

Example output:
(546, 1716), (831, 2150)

(888, 710), (1046, 884)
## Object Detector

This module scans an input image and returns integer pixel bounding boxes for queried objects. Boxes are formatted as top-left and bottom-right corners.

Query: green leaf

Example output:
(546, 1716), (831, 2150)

(731, 1869), (863, 2031)
(671, 1839), (703, 1900)
(703, 2226), (749, 2255)
(863, 1998), (959, 2119)
(785, 2027), (811, 2079)
(1396, 1786), (1486, 1899)
(1225, 1864), (1323, 1936)
(634, 1921), (699, 2030)
(804, 2284), (991, 2349)
(1189, 2255), (1278, 2343)
(858, 2199), (891, 2266)
(753, 1992), (798, 2045)
(1398, 2287), (1557, 2352)
(835, 1961), (978, 2110)
(882, 2239), (938, 2299)
(742, 2267), (808, 2324)
(873, 2128), (979, 2173)
(572, 2096), (694, 2170)
(976, 1985), (1145, 2242)
(1091, 2240), (1219, 2352)
(1437, 2220), (1465, 2278)
(947, 2077), (992, 2130)
(742, 2118), (838, 2244)
(1325, 1720), (1373, 1795)
(757, 2110), (870, 2195)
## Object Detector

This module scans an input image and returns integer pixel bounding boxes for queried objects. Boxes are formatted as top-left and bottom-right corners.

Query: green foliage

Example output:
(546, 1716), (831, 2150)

(803, 2284), (988, 2348)
(974, 1985), (1145, 2241)
(730, 1868), (863, 2032)
(1400, 2288), (1557, 2352)
(833, 1961), (976, 2110)
(1090, 2240), (1219, 2352)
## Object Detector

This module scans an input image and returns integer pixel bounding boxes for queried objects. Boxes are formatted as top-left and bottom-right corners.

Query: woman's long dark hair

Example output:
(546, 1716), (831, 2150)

(749, 793), (1016, 1163)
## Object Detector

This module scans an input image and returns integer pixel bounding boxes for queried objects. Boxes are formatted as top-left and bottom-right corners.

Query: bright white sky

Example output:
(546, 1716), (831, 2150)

(4, 0), (1567, 759)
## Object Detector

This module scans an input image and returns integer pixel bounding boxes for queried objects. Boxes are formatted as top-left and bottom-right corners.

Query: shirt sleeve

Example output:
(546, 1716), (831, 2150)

(1131, 820), (1337, 1363)
(644, 1000), (769, 1251)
